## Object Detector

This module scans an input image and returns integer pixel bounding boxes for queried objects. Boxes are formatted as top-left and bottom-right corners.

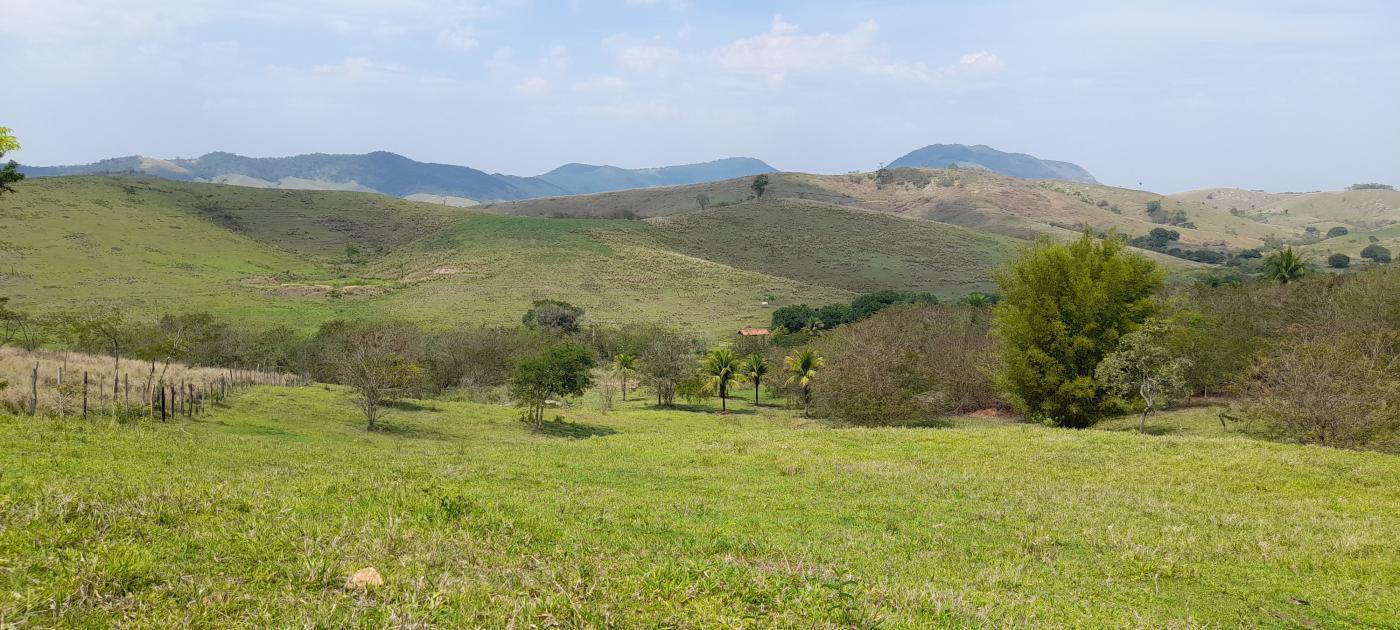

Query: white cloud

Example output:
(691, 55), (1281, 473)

(576, 75), (628, 91)
(436, 29), (481, 52)
(514, 76), (550, 95)
(711, 15), (1001, 89)
(619, 45), (680, 73)
(714, 15), (880, 79)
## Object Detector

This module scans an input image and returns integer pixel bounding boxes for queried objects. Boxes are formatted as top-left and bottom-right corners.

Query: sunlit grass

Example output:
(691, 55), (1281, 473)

(2, 387), (1396, 626)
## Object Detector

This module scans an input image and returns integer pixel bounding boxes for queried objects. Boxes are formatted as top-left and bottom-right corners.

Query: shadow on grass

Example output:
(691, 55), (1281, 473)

(370, 420), (457, 441)
(662, 403), (758, 415)
(384, 399), (440, 413)
(529, 419), (618, 439)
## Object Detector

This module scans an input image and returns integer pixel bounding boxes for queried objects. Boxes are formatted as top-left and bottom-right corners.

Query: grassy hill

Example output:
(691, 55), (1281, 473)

(1171, 187), (1400, 232)
(2, 176), (1022, 332)
(489, 168), (1292, 252)
(1, 386), (1395, 626)
(643, 200), (1021, 295)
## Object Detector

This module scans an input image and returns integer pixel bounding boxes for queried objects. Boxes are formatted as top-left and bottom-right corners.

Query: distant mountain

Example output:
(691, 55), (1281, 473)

(537, 158), (777, 195)
(19, 152), (777, 202)
(889, 144), (1098, 184)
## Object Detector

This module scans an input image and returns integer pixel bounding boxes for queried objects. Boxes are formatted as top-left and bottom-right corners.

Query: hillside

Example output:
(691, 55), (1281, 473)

(643, 200), (1021, 294)
(1, 176), (1020, 331)
(889, 144), (1099, 183)
(488, 168), (1292, 253)
(20, 152), (776, 203)
(2, 387), (1397, 626)
(1170, 186), (1400, 232)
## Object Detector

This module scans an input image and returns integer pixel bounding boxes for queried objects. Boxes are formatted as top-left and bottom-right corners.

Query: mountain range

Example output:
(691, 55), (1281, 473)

(19, 145), (1097, 202)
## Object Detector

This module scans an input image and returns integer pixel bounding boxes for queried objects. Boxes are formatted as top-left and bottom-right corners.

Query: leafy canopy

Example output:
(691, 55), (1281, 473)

(993, 232), (1162, 428)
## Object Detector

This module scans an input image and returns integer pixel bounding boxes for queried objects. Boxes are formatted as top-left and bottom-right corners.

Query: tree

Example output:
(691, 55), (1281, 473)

(1260, 247), (1309, 283)
(509, 344), (595, 425)
(639, 331), (692, 407)
(751, 174), (769, 199)
(700, 347), (741, 411)
(0, 127), (23, 196)
(784, 347), (824, 416)
(522, 299), (584, 334)
(612, 353), (637, 401)
(1360, 243), (1392, 263)
(740, 353), (770, 405)
(695, 194), (710, 211)
(331, 324), (426, 429)
(63, 307), (133, 396)
(1326, 226), (1349, 239)
(771, 304), (818, 334)
(1328, 253), (1351, 269)
(1095, 320), (1192, 433)
(993, 232), (1162, 428)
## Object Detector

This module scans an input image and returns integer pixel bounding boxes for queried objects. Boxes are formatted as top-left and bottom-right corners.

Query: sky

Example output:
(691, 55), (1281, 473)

(3, 0), (1398, 192)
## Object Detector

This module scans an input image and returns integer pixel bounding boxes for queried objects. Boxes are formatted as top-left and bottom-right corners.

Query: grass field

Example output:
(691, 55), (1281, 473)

(2, 387), (1396, 627)
(2, 176), (1035, 333)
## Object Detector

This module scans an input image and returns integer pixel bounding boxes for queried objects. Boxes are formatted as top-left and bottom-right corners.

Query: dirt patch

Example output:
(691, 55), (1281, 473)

(265, 284), (391, 299)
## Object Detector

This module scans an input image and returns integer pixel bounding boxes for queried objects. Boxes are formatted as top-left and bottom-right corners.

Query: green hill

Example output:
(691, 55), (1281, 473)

(643, 200), (1021, 294)
(2, 176), (1022, 332)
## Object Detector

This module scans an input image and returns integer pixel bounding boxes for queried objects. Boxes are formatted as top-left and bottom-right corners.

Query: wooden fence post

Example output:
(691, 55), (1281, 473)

(30, 363), (38, 416)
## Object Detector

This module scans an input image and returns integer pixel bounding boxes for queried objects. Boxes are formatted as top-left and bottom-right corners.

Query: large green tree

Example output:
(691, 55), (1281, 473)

(993, 233), (1162, 428)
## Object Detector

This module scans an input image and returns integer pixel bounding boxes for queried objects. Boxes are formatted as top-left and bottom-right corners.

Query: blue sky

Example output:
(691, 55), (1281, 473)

(4, 0), (1397, 191)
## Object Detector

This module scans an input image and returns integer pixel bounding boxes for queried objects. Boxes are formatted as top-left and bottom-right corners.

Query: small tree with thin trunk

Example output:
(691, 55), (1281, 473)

(332, 325), (424, 429)
(1095, 320), (1192, 432)
(700, 347), (741, 412)
(751, 174), (769, 199)
(0, 127), (23, 196)
(509, 344), (595, 425)
(612, 353), (637, 401)
(784, 347), (823, 416)
(695, 194), (710, 211)
(741, 353), (770, 405)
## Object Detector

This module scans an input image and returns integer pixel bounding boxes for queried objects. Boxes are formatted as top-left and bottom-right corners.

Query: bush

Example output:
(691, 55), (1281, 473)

(993, 233), (1163, 428)
(1237, 333), (1398, 450)
(509, 344), (595, 424)
(1328, 253), (1351, 269)
(1326, 226), (1349, 239)
(1360, 244), (1391, 263)
(810, 305), (997, 425)
(522, 300), (585, 334)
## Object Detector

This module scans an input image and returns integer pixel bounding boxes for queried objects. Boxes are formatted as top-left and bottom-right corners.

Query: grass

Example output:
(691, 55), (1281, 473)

(0, 177), (856, 333)
(643, 200), (1021, 295)
(2, 387), (1396, 626)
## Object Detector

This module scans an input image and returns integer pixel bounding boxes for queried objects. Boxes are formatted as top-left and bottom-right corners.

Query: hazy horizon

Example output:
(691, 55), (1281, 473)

(5, 0), (1398, 193)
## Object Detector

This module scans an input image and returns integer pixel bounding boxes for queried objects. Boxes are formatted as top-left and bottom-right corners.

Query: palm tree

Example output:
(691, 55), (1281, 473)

(612, 353), (637, 401)
(1261, 247), (1309, 283)
(740, 353), (770, 406)
(700, 347), (742, 412)
(784, 347), (824, 417)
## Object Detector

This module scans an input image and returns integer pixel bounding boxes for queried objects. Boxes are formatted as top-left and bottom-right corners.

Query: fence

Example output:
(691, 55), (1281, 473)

(0, 347), (301, 420)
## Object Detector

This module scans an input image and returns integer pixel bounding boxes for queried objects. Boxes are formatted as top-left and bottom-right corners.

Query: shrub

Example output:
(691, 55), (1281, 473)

(993, 233), (1162, 428)
(1237, 333), (1398, 450)
(522, 300), (585, 334)
(509, 344), (595, 425)
(1360, 243), (1391, 263)
(1328, 253), (1351, 269)
(810, 305), (997, 425)
(1326, 226), (1349, 239)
